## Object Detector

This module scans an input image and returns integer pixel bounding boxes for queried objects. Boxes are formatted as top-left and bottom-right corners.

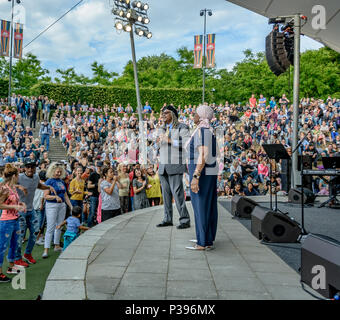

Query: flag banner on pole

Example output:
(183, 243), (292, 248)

(1, 20), (11, 57)
(194, 35), (203, 69)
(206, 34), (216, 68)
(14, 23), (23, 59)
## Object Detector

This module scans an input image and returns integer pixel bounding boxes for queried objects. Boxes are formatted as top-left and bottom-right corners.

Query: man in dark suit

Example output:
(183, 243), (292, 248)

(156, 105), (191, 229)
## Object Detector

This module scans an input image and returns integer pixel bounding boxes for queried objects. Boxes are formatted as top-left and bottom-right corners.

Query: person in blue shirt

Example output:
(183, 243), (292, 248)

(259, 94), (266, 107)
(5, 150), (18, 163)
(143, 101), (152, 113)
(56, 206), (89, 251)
(269, 97), (276, 110)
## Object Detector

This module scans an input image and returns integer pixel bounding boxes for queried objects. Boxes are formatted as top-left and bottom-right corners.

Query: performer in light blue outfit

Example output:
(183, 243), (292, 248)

(185, 105), (218, 250)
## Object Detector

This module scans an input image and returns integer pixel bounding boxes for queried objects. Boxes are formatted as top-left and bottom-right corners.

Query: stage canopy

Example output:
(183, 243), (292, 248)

(226, 0), (340, 53)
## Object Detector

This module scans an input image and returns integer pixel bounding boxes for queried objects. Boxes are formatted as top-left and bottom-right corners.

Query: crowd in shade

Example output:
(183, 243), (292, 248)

(0, 92), (339, 281)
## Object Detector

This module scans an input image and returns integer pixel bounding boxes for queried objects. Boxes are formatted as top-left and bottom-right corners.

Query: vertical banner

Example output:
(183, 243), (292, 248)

(194, 35), (203, 69)
(206, 33), (216, 68)
(13, 23), (23, 59)
(0, 20), (11, 57)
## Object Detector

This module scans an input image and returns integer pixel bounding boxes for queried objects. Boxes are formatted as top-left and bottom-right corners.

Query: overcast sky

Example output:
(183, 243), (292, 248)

(0, 0), (323, 79)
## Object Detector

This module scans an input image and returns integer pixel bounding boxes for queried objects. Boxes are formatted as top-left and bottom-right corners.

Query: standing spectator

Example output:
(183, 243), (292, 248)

(249, 94), (257, 109)
(132, 167), (150, 210)
(100, 166), (121, 221)
(0, 164), (27, 281)
(14, 159), (56, 266)
(39, 119), (52, 151)
(69, 167), (86, 222)
(145, 165), (162, 207)
(87, 160), (102, 227)
(29, 101), (37, 129)
(143, 101), (152, 113)
(117, 163), (130, 213)
(42, 162), (73, 259)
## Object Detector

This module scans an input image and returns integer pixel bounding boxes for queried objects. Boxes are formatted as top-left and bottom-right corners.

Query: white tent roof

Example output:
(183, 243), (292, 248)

(226, 0), (340, 53)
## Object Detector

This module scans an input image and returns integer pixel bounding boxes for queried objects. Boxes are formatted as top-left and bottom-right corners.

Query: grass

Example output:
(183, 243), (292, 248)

(0, 241), (60, 300)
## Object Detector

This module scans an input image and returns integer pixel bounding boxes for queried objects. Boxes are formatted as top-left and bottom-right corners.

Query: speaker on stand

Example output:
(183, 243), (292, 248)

(288, 188), (316, 204)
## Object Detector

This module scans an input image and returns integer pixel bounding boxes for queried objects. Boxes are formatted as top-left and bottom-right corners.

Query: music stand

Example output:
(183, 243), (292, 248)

(262, 144), (291, 212)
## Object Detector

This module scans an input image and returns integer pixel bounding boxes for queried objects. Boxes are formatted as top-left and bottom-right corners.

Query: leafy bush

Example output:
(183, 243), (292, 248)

(0, 79), (8, 98)
(32, 83), (210, 113)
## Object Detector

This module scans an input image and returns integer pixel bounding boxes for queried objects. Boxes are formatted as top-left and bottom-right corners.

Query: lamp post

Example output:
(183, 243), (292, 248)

(112, 0), (151, 165)
(200, 8), (212, 105)
(7, 0), (21, 107)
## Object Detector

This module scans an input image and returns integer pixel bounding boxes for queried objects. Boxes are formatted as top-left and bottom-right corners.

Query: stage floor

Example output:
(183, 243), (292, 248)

(220, 197), (340, 273)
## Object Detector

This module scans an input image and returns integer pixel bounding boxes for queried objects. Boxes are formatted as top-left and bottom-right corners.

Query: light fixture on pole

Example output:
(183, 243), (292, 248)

(199, 8), (212, 104)
(111, 0), (152, 165)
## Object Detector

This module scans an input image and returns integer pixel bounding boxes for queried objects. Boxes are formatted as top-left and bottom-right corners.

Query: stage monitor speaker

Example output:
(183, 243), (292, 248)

(301, 234), (340, 299)
(231, 195), (258, 219)
(288, 188), (316, 204)
(251, 206), (301, 243)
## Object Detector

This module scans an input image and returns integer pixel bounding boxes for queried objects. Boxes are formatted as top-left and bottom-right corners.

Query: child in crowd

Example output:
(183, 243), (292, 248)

(56, 206), (89, 251)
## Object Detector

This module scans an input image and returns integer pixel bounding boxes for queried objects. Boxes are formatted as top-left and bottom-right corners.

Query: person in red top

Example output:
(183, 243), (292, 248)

(0, 164), (27, 282)
(249, 94), (257, 109)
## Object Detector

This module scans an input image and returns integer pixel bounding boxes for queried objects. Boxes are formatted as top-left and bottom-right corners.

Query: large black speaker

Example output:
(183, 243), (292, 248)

(288, 188), (316, 204)
(251, 206), (301, 243)
(301, 234), (340, 299)
(231, 195), (258, 219)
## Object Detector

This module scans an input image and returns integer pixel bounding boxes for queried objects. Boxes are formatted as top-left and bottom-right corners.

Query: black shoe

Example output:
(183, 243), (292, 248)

(156, 221), (173, 227)
(177, 223), (190, 229)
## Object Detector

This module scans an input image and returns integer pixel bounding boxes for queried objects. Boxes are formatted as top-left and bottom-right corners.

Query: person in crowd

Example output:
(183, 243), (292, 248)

(42, 162), (73, 259)
(87, 160), (102, 227)
(132, 167), (150, 210)
(69, 166), (86, 222)
(100, 166), (121, 221)
(185, 105), (218, 251)
(14, 158), (56, 266)
(56, 206), (89, 251)
(0, 164), (27, 282)
(39, 119), (52, 151)
(157, 105), (191, 229)
(34, 170), (47, 246)
(117, 163), (130, 213)
(145, 165), (162, 207)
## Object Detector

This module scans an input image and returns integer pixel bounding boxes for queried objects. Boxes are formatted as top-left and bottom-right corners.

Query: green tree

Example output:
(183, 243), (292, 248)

(90, 61), (118, 85)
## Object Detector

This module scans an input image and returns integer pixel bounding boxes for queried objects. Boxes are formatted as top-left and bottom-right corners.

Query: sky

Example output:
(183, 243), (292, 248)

(0, 0), (323, 80)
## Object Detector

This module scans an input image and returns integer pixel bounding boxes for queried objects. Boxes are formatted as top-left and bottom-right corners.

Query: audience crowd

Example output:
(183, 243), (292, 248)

(0, 92), (339, 282)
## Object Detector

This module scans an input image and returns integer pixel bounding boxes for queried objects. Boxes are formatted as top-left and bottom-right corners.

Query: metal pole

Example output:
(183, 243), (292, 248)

(8, 0), (14, 107)
(291, 14), (301, 188)
(202, 10), (206, 104)
(129, 29), (147, 165)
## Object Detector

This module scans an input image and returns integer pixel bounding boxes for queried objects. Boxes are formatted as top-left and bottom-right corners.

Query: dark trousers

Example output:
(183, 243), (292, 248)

(30, 116), (36, 128)
(101, 208), (121, 222)
(148, 197), (160, 207)
(120, 196), (129, 213)
(88, 196), (98, 227)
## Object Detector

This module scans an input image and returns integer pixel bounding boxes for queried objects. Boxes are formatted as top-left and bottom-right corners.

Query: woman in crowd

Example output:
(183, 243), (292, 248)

(0, 164), (27, 282)
(42, 162), (73, 258)
(132, 167), (150, 210)
(145, 165), (162, 207)
(117, 163), (130, 213)
(185, 105), (218, 251)
(100, 167), (121, 221)
(69, 166), (86, 222)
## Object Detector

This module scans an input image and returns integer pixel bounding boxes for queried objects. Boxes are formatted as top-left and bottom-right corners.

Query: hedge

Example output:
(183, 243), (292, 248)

(0, 79), (8, 98)
(31, 83), (212, 113)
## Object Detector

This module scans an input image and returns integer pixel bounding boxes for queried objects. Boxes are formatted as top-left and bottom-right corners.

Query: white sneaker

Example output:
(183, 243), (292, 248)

(36, 238), (44, 246)
(54, 247), (62, 252)
(42, 252), (48, 259)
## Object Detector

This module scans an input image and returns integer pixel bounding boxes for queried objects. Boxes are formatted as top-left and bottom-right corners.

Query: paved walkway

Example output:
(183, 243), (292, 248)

(42, 199), (319, 300)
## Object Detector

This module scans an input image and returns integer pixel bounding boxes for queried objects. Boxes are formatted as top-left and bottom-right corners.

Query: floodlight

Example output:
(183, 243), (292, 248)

(135, 28), (144, 36)
(115, 20), (124, 30)
(124, 23), (132, 32)
(143, 17), (150, 24)
(143, 3), (149, 10)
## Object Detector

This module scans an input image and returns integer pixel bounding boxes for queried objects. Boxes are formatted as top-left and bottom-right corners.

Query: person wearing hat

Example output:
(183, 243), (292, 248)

(13, 158), (56, 266)
(156, 105), (191, 229)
